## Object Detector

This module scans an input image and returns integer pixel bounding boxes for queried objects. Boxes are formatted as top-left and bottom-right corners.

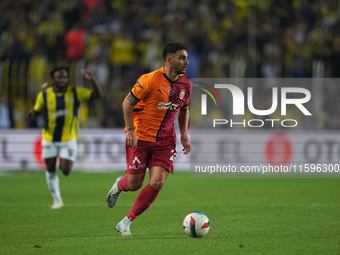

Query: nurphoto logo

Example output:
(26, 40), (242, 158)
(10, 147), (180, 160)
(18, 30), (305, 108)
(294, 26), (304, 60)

(197, 82), (312, 128)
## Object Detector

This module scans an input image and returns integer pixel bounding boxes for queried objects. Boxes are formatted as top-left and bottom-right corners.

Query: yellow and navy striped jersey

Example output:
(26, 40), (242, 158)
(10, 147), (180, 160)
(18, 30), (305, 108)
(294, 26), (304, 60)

(34, 86), (92, 142)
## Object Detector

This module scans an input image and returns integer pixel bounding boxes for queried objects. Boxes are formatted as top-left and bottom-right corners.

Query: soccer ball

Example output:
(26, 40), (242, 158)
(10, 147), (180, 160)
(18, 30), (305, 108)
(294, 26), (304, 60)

(183, 212), (210, 238)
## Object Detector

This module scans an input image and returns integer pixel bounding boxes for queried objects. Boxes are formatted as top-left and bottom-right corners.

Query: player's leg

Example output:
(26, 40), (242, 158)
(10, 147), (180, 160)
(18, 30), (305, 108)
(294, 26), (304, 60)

(119, 173), (145, 191)
(46, 140), (77, 209)
(110, 173), (146, 236)
(106, 173), (145, 208)
(58, 140), (77, 176)
(127, 166), (168, 220)
(116, 140), (175, 236)
(106, 140), (149, 208)
(59, 159), (73, 176)
(45, 157), (57, 172)
(149, 165), (169, 190)
(123, 139), (175, 221)
(42, 139), (63, 209)
(116, 166), (168, 236)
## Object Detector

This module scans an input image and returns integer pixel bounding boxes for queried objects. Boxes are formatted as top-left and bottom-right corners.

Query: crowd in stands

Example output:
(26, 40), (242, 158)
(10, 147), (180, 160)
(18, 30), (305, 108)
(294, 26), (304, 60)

(1, 0), (340, 129)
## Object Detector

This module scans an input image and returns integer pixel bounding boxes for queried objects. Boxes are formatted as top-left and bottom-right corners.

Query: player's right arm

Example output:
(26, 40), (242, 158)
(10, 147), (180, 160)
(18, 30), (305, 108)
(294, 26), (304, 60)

(122, 92), (139, 149)
(26, 91), (44, 121)
(26, 108), (38, 121)
(123, 74), (152, 148)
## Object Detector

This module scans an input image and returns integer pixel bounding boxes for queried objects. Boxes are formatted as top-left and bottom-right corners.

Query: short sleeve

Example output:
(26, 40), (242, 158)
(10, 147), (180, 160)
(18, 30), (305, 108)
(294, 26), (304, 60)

(183, 81), (192, 107)
(131, 74), (152, 101)
(33, 92), (44, 113)
(76, 87), (92, 102)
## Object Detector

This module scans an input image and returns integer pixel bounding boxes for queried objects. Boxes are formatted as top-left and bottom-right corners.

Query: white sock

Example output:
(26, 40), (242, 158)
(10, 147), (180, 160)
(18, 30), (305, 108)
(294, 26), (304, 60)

(45, 171), (62, 202)
(122, 216), (132, 225)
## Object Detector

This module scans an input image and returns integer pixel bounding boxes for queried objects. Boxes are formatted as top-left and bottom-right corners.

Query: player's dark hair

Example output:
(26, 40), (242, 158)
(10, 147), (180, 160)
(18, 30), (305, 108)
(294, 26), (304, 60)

(50, 66), (69, 78)
(162, 42), (187, 60)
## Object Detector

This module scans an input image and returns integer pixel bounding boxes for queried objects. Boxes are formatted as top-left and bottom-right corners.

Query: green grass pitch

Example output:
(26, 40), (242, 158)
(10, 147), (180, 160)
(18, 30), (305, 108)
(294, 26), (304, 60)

(0, 171), (339, 255)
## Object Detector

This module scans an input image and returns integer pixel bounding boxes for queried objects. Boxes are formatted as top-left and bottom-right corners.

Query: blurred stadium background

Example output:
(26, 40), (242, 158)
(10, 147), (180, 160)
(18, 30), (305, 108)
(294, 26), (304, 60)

(1, 0), (340, 171)
(1, 0), (340, 128)
(1, 3), (340, 254)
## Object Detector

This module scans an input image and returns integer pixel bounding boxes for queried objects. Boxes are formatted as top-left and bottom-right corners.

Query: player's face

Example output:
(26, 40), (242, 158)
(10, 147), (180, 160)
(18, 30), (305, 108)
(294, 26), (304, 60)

(53, 70), (69, 91)
(170, 50), (189, 75)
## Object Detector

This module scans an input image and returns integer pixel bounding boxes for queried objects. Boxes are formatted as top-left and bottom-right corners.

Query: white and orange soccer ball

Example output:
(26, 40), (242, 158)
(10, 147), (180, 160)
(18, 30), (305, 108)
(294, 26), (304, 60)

(183, 212), (210, 238)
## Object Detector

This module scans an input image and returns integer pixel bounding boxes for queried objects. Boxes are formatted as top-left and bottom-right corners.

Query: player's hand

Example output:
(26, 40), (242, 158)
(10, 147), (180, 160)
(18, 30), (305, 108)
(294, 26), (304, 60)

(181, 134), (191, 155)
(26, 108), (37, 121)
(81, 68), (95, 81)
(126, 130), (138, 149)
(41, 82), (48, 89)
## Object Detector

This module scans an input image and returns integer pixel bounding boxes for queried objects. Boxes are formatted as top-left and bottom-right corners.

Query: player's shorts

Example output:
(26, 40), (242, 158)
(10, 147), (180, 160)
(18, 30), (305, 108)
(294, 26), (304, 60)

(41, 139), (78, 162)
(125, 139), (177, 174)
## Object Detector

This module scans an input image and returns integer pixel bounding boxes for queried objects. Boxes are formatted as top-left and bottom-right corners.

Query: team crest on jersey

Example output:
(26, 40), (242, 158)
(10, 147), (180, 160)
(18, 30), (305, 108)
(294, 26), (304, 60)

(168, 88), (175, 96)
(179, 90), (186, 100)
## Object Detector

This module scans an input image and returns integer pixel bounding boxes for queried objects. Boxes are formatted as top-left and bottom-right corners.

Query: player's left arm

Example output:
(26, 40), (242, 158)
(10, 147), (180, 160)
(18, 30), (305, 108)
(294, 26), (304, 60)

(178, 105), (191, 155)
(81, 68), (102, 99)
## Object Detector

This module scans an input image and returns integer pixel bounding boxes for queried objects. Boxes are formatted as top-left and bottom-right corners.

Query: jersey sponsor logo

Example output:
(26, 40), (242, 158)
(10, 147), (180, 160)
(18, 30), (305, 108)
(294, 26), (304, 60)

(51, 109), (69, 117)
(158, 102), (180, 110)
(132, 156), (141, 164)
(129, 156), (146, 169)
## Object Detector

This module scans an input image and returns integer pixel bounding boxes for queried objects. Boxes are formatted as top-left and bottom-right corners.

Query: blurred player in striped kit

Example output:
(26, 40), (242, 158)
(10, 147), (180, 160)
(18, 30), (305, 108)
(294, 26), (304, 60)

(27, 66), (102, 209)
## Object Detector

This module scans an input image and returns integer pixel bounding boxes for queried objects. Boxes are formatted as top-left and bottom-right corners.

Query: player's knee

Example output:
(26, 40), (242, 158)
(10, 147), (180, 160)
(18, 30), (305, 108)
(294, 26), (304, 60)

(62, 170), (71, 176)
(45, 163), (56, 172)
(59, 166), (72, 176)
(46, 168), (56, 173)
(127, 173), (145, 191)
(150, 179), (165, 190)
(128, 181), (143, 191)
(59, 160), (73, 176)
(45, 162), (56, 172)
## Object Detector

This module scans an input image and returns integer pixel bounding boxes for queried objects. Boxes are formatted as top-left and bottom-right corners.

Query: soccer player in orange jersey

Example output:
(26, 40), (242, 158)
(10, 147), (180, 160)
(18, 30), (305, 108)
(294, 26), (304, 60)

(106, 42), (192, 236)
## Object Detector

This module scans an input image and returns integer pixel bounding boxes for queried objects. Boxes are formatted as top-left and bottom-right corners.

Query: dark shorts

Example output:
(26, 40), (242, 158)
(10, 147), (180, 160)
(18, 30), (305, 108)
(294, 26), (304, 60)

(125, 139), (177, 174)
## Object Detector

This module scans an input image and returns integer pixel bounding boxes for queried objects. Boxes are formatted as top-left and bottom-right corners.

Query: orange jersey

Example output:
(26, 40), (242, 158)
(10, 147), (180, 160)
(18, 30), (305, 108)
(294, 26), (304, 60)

(130, 67), (191, 142)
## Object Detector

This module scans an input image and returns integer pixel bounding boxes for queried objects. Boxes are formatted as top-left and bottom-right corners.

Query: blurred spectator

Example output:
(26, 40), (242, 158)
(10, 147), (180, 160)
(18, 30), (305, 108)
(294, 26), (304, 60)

(103, 99), (124, 128)
(261, 55), (280, 94)
(28, 47), (48, 96)
(1, 0), (340, 129)
(85, 52), (110, 89)
(331, 34), (340, 77)
(262, 55), (280, 78)
(109, 27), (136, 74)
(37, 5), (65, 61)
(292, 49), (308, 78)
(64, 22), (87, 60)
(82, 0), (102, 24)
(0, 93), (14, 128)
(140, 34), (163, 72)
